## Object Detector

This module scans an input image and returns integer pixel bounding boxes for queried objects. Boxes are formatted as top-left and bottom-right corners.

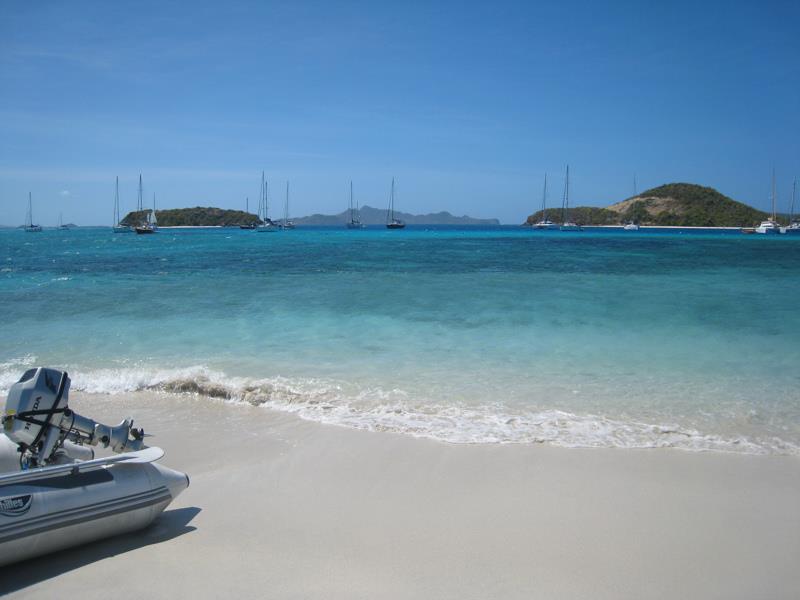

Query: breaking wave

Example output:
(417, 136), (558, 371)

(1, 362), (797, 455)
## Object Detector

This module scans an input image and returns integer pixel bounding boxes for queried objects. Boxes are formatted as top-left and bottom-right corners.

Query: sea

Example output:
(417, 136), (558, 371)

(1, 225), (798, 454)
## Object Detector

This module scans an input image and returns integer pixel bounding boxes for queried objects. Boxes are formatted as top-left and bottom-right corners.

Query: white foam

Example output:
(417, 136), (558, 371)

(0, 363), (796, 455)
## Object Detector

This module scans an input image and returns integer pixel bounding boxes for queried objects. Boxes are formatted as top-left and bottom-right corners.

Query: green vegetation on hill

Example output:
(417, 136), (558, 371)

(122, 207), (262, 227)
(525, 183), (769, 227)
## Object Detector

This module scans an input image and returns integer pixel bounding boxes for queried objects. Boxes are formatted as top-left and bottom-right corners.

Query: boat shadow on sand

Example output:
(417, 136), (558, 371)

(0, 506), (200, 594)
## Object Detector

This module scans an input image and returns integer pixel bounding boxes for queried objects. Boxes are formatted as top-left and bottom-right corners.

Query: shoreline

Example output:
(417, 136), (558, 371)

(5, 391), (799, 599)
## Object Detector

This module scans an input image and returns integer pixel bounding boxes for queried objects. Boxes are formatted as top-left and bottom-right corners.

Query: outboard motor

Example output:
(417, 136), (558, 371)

(2, 367), (144, 468)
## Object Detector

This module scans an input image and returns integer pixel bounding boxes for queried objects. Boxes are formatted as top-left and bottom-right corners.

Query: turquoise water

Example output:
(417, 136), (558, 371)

(1, 226), (798, 453)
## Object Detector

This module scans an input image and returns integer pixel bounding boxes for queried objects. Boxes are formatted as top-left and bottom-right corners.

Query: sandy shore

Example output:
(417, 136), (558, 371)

(3, 392), (799, 599)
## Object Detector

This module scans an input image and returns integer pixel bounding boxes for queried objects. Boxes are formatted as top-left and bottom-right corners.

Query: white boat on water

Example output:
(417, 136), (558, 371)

(257, 172), (279, 233)
(755, 170), (780, 234)
(0, 367), (188, 567)
(24, 193), (42, 233)
(559, 165), (582, 231)
(623, 222), (640, 231)
(533, 173), (558, 230)
(280, 181), (295, 229)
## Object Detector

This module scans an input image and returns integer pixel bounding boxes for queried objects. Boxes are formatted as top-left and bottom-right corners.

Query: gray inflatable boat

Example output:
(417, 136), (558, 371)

(0, 367), (189, 567)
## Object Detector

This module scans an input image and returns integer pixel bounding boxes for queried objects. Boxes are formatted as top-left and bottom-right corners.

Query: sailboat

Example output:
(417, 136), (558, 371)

(533, 173), (557, 229)
(780, 178), (799, 235)
(386, 178), (405, 229)
(559, 165), (582, 231)
(24, 193), (42, 232)
(257, 172), (278, 233)
(280, 181), (295, 229)
(240, 196), (256, 229)
(755, 170), (780, 234)
(58, 213), (69, 230)
(112, 176), (131, 232)
(134, 176), (157, 234)
(346, 180), (364, 229)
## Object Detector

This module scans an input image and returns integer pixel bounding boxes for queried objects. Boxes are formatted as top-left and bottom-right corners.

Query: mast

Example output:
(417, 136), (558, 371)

(561, 165), (570, 224)
(27, 192), (32, 227)
(541, 173), (548, 221)
(388, 177), (395, 223)
(771, 168), (777, 221)
(137, 174), (143, 213)
(152, 192), (157, 225)
(791, 178), (797, 224)
(350, 180), (354, 223)
(285, 181), (289, 225)
(114, 176), (120, 226)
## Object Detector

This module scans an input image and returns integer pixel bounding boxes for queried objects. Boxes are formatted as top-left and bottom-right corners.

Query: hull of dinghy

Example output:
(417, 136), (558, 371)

(0, 460), (188, 566)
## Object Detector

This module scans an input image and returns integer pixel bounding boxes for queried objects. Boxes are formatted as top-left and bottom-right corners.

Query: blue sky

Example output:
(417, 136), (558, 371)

(1, 0), (798, 225)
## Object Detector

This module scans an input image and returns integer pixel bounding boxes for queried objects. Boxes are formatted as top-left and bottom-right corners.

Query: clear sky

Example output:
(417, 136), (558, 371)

(1, 0), (798, 225)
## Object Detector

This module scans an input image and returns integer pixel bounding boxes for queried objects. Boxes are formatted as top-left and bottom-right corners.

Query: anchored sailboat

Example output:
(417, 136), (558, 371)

(559, 165), (582, 231)
(240, 196), (256, 229)
(533, 173), (557, 229)
(386, 178), (405, 229)
(781, 178), (799, 235)
(58, 213), (69, 230)
(281, 181), (295, 229)
(134, 176), (157, 234)
(755, 169), (780, 234)
(257, 171), (278, 232)
(24, 193), (42, 232)
(112, 176), (131, 232)
(347, 180), (363, 229)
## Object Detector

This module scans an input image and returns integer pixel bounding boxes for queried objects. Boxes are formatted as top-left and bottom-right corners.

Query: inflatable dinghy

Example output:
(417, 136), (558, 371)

(0, 367), (189, 567)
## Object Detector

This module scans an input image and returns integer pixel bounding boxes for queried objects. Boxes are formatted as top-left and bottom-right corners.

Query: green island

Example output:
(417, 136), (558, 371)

(526, 183), (772, 227)
(121, 207), (261, 227)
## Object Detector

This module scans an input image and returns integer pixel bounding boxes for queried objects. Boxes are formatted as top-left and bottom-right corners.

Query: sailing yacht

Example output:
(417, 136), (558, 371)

(134, 177), (157, 234)
(533, 174), (558, 230)
(58, 213), (69, 230)
(755, 170), (780, 234)
(346, 180), (363, 229)
(240, 196), (256, 229)
(112, 176), (132, 232)
(559, 166), (582, 231)
(280, 181), (295, 229)
(257, 172), (279, 233)
(386, 178), (405, 229)
(24, 193), (42, 232)
(780, 178), (799, 235)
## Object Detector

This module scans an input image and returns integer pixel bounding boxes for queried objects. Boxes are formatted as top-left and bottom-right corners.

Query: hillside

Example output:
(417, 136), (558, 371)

(295, 205), (499, 225)
(122, 207), (262, 227)
(525, 183), (769, 227)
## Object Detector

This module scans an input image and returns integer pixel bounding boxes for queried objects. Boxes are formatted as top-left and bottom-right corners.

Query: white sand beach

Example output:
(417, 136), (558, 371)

(3, 392), (799, 599)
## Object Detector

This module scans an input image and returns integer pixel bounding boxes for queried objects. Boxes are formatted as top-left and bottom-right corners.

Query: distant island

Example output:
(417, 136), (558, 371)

(122, 205), (499, 227)
(525, 183), (771, 227)
(122, 207), (261, 227)
(295, 205), (499, 226)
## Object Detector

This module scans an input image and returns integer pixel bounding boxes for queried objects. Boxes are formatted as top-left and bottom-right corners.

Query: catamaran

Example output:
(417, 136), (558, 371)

(780, 178), (799, 235)
(280, 181), (295, 229)
(112, 176), (131, 232)
(559, 165), (582, 231)
(386, 178), (405, 229)
(346, 180), (363, 229)
(533, 173), (557, 229)
(257, 171), (278, 232)
(24, 193), (42, 232)
(134, 177), (158, 234)
(0, 367), (188, 566)
(755, 170), (780, 234)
